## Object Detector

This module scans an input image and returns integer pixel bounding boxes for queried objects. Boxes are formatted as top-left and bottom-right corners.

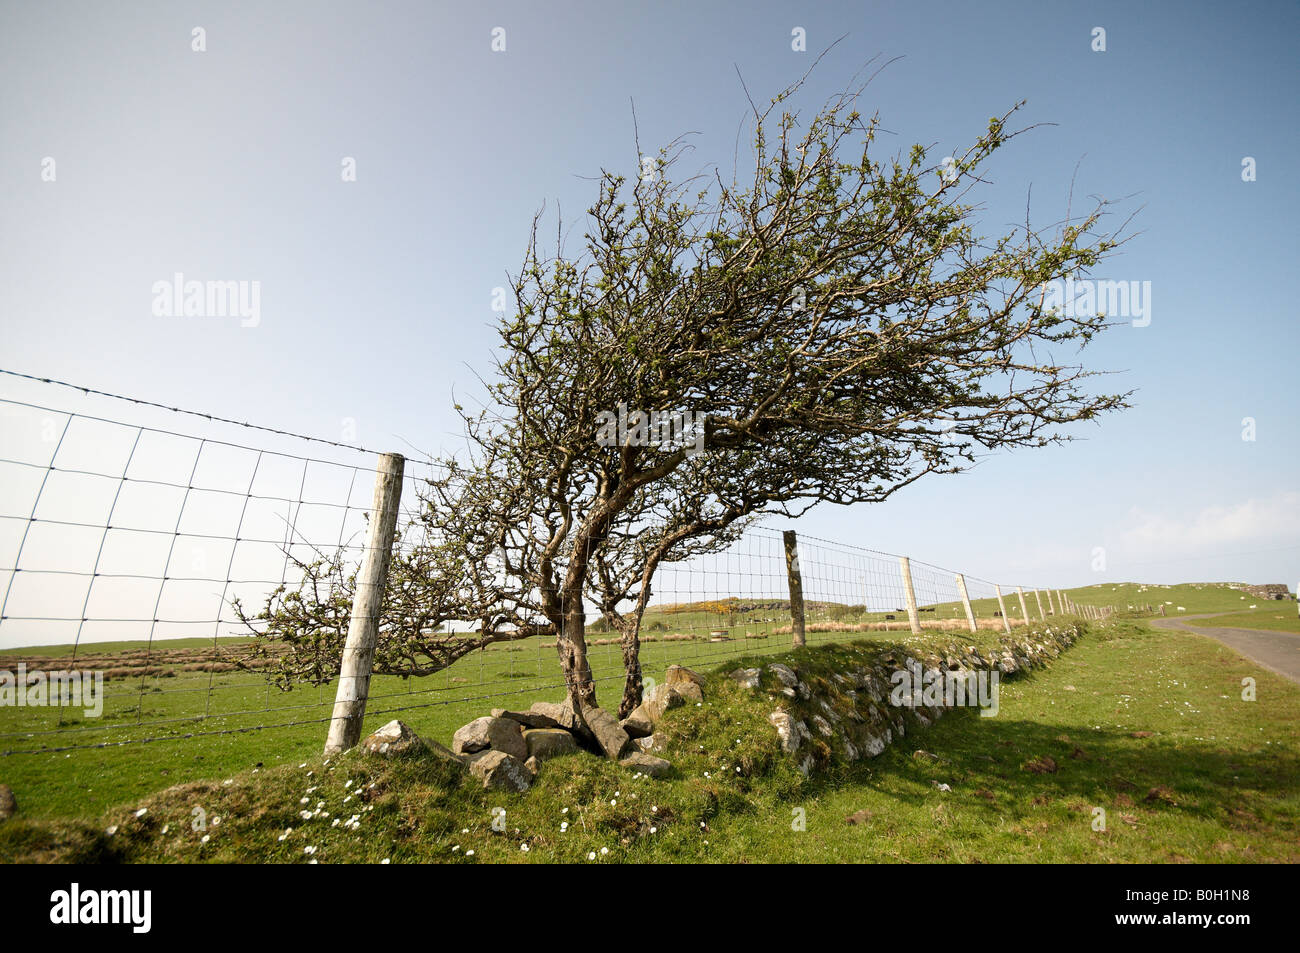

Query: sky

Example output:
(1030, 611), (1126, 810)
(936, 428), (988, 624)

(1, 0), (1297, 647)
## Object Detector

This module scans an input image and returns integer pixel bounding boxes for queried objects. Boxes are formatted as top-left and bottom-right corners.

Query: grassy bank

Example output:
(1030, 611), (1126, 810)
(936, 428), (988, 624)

(3, 618), (1295, 863)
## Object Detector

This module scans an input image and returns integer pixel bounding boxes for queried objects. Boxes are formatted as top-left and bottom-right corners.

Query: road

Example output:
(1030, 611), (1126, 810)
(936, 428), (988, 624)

(1150, 613), (1300, 684)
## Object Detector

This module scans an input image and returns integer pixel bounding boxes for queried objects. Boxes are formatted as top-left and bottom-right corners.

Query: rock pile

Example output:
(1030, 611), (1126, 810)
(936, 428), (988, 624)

(359, 664), (705, 793)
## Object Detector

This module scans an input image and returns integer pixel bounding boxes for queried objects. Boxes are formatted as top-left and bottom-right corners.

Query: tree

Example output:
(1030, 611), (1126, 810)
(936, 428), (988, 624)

(454, 73), (1132, 722)
(240, 70), (1132, 730)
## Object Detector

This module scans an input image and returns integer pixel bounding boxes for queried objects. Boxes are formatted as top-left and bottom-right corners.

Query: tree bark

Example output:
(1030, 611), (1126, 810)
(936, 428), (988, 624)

(616, 615), (644, 718)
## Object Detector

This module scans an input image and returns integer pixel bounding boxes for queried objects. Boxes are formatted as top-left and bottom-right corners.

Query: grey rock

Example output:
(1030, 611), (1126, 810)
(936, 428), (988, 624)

(364, 722), (428, 759)
(664, 664), (704, 693)
(583, 706), (631, 760)
(620, 708), (655, 738)
(673, 680), (704, 704)
(620, 751), (672, 778)
(768, 663), (798, 688)
(768, 711), (810, 754)
(523, 727), (578, 761)
(0, 784), (15, 820)
(452, 716), (527, 760)
(527, 700), (579, 733)
(861, 733), (888, 757)
(467, 750), (532, 793)
(492, 707), (561, 729)
(643, 683), (686, 722)
(728, 668), (761, 689)
(636, 731), (668, 753)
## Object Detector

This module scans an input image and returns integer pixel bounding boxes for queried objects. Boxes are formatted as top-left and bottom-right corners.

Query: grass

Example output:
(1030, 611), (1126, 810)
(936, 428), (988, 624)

(0, 636), (254, 658)
(0, 592), (1035, 818)
(2, 616), (1296, 864)
(1173, 610), (1300, 634)
(0, 580), (1289, 820)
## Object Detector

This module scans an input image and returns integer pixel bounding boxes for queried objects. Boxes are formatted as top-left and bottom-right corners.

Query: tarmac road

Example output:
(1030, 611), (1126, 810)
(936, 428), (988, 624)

(1150, 613), (1300, 684)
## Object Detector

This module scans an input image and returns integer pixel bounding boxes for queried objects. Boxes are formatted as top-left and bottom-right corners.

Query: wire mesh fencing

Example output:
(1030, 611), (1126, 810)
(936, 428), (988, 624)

(0, 384), (1109, 786)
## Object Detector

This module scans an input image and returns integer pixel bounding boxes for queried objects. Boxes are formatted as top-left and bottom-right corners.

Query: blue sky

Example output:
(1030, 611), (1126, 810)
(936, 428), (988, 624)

(1, 0), (1297, 606)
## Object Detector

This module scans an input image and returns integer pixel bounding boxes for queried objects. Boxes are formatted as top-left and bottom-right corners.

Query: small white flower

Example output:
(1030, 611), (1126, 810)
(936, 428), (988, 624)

(561, 807), (569, 814)
(587, 851), (596, 861)
(211, 816), (221, 826)
(300, 797), (309, 805)
(134, 808), (147, 818)
(452, 845), (460, 852)
(600, 846), (609, 855)
(201, 834), (210, 843)
(105, 825), (118, 836)
(161, 825), (169, 835)
(303, 845), (317, 854)
(520, 843), (530, 852)
(381, 858), (390, 864)
(650, 826), (657, 834)
(466, 850), (475, 856)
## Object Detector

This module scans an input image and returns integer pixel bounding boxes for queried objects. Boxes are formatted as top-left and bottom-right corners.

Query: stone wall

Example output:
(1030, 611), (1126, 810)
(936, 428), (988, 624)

(727, 622), (1086, 776)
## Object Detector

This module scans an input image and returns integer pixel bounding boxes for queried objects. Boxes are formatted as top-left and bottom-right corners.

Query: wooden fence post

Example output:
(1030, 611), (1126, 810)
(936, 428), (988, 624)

(995, 584), (1011, 633)
(324, 452), (405, 755)
(956, 573), (977, 633)
(899, 556), (922, 634)
(1033, 588), (1046, 621)
(783, 530), (806, 648)
(1045, 588), (1057, 615)
(1016, 586), (1030, 626)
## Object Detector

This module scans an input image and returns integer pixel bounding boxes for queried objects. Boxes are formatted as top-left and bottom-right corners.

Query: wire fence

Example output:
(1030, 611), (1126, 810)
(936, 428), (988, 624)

(0, 381), (1111, 770)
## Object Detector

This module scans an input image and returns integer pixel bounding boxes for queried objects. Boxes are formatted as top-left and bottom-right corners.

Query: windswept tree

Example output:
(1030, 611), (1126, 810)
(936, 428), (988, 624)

(460, 76), (1132, 720)
(241, 67), (1132, 731)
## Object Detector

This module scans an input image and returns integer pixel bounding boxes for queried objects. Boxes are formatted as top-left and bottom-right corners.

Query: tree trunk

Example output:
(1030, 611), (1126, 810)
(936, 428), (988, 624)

(616, 614), (644, 719)
(557, 589), (599, 714)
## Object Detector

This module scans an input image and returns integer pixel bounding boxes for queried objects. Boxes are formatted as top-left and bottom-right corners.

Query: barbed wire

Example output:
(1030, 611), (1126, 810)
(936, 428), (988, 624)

(0, 368), (385, 456)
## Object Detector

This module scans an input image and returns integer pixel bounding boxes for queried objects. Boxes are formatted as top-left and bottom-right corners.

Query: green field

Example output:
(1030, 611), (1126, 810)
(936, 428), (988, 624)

(2, 614), (1296, 864)
(1, 581), (1294, 839)
(0, 600), (961, 819)
(1177, 610), (1300, 634)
